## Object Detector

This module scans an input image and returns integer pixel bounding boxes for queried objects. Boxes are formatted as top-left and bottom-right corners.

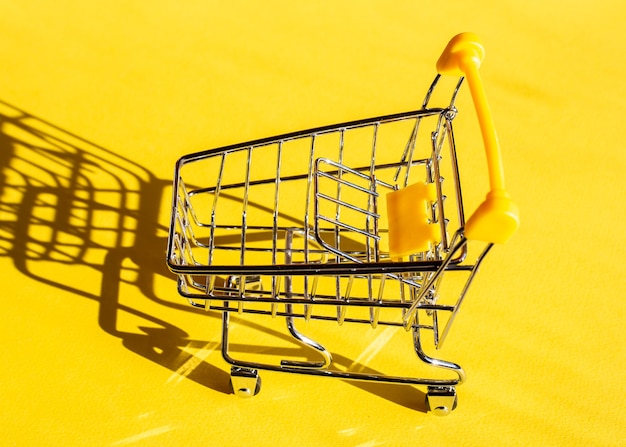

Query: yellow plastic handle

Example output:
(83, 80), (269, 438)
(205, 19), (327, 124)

(437, 32), (519, 244)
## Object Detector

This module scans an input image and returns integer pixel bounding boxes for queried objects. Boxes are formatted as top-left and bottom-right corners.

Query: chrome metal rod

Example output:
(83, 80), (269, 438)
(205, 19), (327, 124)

(402, 230), (467, 326)
(413, 319), (466, 384)
(437, 242), (494, 349)
(221, 304), (461, 388)
(283, 229), (333, 369)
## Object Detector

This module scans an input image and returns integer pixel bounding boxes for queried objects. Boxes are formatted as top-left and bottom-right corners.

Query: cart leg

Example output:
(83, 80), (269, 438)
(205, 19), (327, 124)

(412, 312), (463, 415)
(230, 367), (262, 398)
(425, 386), (457, 416)
(412, 315), (466, 383)
(221, 305), (262, 398)
(281, 311), (333, 369)
(281, 229), (333, 369)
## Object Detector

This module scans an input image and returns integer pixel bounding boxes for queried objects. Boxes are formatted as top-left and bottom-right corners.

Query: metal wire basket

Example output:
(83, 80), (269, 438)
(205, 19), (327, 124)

(166, 33), (518, 414)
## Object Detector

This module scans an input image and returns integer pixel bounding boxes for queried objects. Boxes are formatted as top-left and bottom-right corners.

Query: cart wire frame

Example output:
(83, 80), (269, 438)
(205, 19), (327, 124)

(166, 33), (517, 415)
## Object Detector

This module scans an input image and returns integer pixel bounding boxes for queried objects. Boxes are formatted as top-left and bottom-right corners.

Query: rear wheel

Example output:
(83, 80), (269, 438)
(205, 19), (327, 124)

(425, 386), (457, 416)
(230, 367), (262, 398)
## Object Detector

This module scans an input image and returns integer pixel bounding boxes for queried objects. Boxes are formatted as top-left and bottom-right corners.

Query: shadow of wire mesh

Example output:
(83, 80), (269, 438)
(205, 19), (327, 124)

(0, 100), (431, 408)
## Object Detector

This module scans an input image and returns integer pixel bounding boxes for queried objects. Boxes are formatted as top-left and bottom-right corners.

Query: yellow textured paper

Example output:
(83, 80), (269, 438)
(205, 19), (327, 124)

(0, 1), (624, 446)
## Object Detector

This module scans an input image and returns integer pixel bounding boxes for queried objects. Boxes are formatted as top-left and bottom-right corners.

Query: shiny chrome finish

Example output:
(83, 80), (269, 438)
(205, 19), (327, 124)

(282, 229), (333, 369)
(426, 386), (458, 416)
(167, 74), (496, 414)
(230, 367), (261, 398)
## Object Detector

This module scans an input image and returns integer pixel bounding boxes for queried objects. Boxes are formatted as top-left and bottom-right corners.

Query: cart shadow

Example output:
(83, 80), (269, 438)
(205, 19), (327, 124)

(0, 100), (426, 411)
(0, 100), (232, 392)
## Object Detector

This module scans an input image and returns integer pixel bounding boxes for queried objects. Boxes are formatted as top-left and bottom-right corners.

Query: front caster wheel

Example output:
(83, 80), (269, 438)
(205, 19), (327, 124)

(425, 386), (458, 416)
(230, 367), (262, 398)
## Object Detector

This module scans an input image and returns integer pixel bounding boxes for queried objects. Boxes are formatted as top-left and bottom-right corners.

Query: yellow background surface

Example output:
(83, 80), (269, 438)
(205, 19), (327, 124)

(1, 1), (624, 446)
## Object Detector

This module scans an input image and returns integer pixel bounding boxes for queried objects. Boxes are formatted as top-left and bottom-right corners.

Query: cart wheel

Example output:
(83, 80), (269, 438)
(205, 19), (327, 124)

(230, 367), (262, 398)
(425, 386), (458, 416)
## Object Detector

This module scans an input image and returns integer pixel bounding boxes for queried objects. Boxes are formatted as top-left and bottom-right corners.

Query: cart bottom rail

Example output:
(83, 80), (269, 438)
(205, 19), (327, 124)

(221, 301), (465, 415)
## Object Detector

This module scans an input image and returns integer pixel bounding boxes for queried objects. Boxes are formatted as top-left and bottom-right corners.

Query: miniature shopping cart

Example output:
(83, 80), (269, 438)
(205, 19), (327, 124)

(166, 33), (519, 415)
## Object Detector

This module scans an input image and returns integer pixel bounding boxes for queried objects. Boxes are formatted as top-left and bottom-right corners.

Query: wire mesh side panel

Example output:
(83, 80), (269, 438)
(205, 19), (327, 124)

(167, 98), (469, 323)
